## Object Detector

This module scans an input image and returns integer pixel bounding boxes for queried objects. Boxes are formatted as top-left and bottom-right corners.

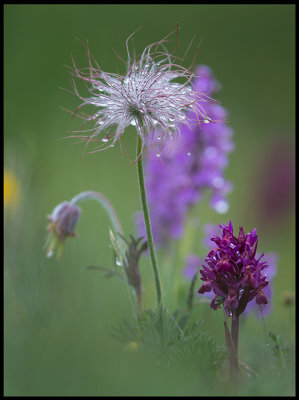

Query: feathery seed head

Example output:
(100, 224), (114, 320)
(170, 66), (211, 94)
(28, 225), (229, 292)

(67, 30), (209, 158)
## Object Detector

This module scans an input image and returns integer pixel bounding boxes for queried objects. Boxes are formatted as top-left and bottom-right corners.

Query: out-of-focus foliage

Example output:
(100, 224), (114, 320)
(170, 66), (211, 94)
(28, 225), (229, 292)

(4, 4), (295, 396)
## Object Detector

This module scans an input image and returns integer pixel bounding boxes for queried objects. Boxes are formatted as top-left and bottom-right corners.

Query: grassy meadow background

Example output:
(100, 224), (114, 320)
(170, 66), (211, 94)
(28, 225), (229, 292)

(4, 4), (295, 396)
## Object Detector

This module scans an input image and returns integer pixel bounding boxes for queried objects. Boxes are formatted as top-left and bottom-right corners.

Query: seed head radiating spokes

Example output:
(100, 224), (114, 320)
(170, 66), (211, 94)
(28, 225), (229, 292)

(65, 29), (210, 160)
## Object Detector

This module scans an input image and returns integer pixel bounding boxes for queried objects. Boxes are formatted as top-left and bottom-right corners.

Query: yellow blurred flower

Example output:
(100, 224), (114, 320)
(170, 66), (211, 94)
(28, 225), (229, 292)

(125, 341), (139, 352)
(4, 169), (20, 209)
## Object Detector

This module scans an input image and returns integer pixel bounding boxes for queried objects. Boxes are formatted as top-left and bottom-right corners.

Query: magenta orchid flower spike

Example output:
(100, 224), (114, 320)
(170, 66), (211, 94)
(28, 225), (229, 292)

(197, 221), (271, 375)
(198, 221), (269, 317)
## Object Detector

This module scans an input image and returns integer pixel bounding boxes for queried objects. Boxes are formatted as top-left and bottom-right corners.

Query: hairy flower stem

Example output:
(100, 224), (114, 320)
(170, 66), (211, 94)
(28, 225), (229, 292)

(136, 136), (164, 340)
(70, 191), (124, 236)
(70, 191), (139, 317)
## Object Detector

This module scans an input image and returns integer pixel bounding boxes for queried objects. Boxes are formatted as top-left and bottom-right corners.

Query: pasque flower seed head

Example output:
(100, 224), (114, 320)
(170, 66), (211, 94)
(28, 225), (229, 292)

(66, 29), (209, 158)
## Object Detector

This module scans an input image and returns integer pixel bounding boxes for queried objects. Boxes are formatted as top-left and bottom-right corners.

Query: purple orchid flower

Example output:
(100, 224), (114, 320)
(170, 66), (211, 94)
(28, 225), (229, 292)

(197, 221), (270, 318)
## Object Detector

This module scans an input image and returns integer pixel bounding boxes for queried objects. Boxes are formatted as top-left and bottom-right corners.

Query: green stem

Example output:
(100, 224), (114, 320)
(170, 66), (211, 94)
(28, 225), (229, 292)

(224, 319), (239, 378)
(231, 314), (239, 357)
(70, 191), (138, 317)
(230, 313), (240, 376)
(187, 271), (198, 311)
(70, 190), (124, 237)
(136, 137), (163, 313)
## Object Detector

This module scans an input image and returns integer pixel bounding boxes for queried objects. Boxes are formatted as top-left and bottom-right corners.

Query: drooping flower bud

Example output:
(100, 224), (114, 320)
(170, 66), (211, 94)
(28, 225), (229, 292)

(47, 201), (81, 241)
(45, 201), (81, 258)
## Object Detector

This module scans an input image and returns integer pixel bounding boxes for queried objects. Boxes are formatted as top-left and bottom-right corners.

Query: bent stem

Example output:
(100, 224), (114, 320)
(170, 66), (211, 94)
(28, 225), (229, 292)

(70, 191), (139, 316)
(136, 136), (164, 340)
(70, 191), (124, 237)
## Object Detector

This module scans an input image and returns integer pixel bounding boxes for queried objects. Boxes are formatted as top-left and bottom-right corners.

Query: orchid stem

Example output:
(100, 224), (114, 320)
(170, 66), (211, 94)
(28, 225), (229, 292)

(231, 314), (239, 357)
(223, 307), (240, 377)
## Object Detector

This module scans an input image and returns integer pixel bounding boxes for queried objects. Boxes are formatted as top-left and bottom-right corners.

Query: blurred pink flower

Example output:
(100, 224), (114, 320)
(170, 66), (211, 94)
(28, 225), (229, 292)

(253, 135), (295, 229)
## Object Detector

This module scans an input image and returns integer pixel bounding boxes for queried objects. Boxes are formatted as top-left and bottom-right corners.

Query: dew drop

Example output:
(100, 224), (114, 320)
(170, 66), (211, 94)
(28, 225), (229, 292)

(116, 258), (122, 266)
(47, 250), (54, 258)
(102, 138), (109, 143)
(157, 136), (162, 141)
(204, 117), (211, 124)
(156, 152), (161, 158)
(187, 152), (191, 157)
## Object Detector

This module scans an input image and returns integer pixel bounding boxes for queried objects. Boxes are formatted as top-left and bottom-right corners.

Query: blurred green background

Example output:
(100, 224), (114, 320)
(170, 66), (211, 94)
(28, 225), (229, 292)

(4, 4), (295, 396)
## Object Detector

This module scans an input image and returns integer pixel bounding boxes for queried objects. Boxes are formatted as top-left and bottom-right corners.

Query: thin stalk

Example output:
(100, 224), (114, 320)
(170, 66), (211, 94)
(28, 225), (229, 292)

(70, 191), (124, 237)
(70, 191), (139, 318)
(136, 136), (164, 338)
(187, 271), (198, 311)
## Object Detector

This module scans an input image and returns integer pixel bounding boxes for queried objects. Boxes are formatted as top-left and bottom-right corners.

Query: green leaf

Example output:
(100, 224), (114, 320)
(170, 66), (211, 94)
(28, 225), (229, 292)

(269, 331), (289, 371)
